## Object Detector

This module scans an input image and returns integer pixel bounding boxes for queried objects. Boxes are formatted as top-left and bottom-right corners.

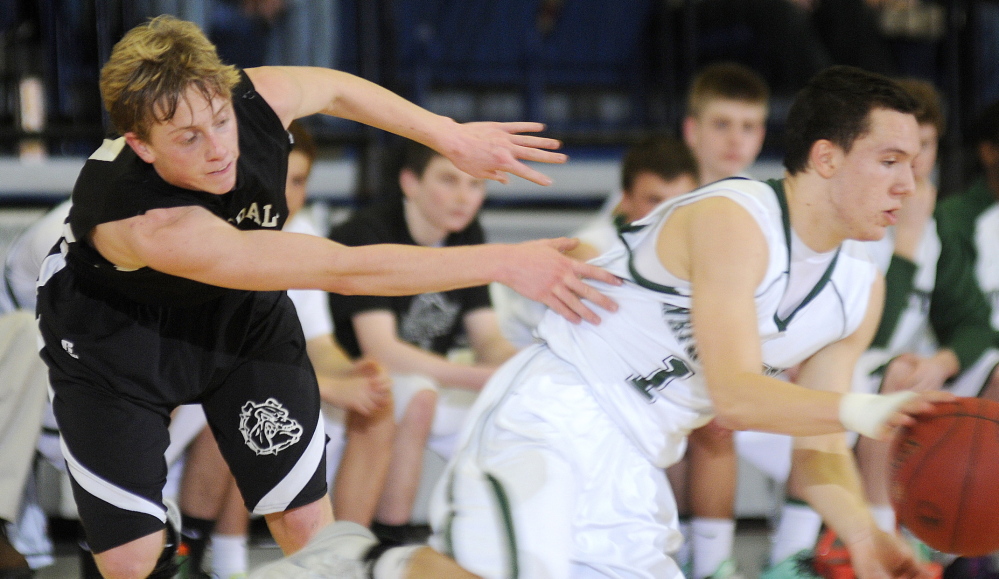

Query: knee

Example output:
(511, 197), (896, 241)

(347, 403), (397, 446)
(93, 538), (162, 579)
(265, 497), (333, 554)
(400, 389), (438, 435)
(689, 421), (735, 453)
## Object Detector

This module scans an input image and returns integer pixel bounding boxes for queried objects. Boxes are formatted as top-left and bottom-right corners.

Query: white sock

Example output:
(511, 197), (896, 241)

(770, 501), (822, 566)
(691, 517), (735, 579)
(210, 533), (248, 578)
(870, 505), (896, 533)
(673, 519), (692, 569)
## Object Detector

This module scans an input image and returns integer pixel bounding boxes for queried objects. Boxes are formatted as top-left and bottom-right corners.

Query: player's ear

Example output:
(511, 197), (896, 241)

(979, 141), (999, 168)
(399, 168), (420, 200)
(809, 139), (839, 179)
(124, 132), (156, 164)
(681, 116), (698, 148)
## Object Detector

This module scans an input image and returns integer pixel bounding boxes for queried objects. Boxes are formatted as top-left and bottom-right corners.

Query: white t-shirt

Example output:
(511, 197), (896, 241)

(283, 211), (334, 339)
(1, 200), (71, 314)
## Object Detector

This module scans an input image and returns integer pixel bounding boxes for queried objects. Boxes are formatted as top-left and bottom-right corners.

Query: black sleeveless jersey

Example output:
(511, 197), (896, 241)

(65, 71), (291, 307)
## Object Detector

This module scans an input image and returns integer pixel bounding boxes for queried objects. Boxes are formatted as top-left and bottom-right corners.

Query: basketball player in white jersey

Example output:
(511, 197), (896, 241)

(427, 66), (952, 579)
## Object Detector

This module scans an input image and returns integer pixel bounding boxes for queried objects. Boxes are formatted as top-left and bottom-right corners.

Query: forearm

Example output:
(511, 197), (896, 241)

(709, 371), (844, 435)
(791, 447), (876, 547)
(306, 335), (355, 378)
(929, 349), (960, 381)
(473, 339), (518, 366)
(250, 66), (455, 151)
(170, 229), (506, 296)
(308, 69), (460, 154)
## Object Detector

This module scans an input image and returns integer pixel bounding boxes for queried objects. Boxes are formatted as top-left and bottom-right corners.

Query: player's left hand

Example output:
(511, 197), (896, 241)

(443, 121), (567, 186)
(882, 352), (954, 393)
(500, 237), (620, 325)
(847, 528), (935, 579)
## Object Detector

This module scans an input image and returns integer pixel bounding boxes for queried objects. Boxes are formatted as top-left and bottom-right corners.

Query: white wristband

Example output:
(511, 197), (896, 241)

(839, 391), (916, 439)
(370, 545), (422, 579)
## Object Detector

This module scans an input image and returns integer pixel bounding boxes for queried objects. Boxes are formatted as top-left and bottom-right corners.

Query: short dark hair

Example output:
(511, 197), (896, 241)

(400, 140), (443, 178)
(621, 136), (698, 192)
(895, 77), (945, 135)
(686, 62), (770, 119)
(288, 121), (317, 163)
(783, 66), (920, 175)
(976, 99), (999, 145)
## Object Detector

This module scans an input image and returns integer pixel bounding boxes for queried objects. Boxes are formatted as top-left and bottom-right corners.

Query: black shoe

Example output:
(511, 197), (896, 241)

(943, 556), (999, 579)
(370, 522), (432, 545)
(0, 526), (31, 579)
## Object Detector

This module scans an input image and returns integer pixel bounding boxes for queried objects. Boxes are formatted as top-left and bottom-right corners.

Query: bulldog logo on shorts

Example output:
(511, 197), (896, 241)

(238, 398), (303, 456)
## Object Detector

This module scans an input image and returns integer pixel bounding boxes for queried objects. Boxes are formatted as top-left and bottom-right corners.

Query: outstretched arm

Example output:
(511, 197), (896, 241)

(245, 66), (565, 186)
(91, 206), (619, 324)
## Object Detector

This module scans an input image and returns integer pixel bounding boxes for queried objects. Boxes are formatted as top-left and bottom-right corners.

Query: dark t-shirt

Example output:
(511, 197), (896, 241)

(66, 70), (290, 306)
(327, 199), (492, 358)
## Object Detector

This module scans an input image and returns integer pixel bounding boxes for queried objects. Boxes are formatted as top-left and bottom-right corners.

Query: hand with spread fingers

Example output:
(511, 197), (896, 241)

(498, 237), (621, 325)
(441, 121), (568, 186)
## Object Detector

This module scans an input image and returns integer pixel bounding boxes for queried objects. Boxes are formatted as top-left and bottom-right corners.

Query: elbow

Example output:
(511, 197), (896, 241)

(710, 398), (755, 431)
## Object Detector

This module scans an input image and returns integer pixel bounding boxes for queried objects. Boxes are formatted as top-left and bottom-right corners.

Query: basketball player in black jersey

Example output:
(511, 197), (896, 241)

(35, 15), (618, 579)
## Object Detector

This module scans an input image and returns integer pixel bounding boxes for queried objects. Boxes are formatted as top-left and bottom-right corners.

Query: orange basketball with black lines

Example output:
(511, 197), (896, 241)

(889, 397), (999, 556)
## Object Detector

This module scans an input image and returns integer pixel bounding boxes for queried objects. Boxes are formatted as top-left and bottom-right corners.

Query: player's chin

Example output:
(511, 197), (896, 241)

(855, 224), (889, 242)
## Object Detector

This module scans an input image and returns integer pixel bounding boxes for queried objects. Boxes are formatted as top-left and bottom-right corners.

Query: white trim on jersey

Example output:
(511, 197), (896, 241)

(89, 137), (127, 162)
(36, 251), (67, 289)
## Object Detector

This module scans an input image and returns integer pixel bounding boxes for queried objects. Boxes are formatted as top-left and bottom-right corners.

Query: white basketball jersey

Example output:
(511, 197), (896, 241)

(534, 178), (877, 467)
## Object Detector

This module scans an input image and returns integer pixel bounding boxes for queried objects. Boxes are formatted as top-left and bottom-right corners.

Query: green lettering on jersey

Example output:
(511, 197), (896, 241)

(628, 356), (693, 401)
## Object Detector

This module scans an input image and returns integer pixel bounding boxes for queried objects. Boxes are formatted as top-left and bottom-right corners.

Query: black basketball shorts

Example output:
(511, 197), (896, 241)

(36, 262), (327, 553)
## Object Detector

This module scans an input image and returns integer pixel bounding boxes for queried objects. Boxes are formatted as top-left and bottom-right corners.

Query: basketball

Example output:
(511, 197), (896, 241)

(889, 397), (999, 556)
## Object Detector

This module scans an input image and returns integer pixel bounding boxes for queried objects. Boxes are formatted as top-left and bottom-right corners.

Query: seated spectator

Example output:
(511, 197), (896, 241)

(328, 140), (521, 543)
(0, 310), (49, 579)
(755, 78), (999, 578)
(0, 200), (73, 577)
(853, 77), (999, 577)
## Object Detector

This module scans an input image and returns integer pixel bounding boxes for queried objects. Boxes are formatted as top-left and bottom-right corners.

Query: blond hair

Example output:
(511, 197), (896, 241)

(686, 62), (770, 119)
(100, 15), (240, 140)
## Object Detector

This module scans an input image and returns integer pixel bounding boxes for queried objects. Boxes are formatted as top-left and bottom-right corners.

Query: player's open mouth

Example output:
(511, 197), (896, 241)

(210, 162), (233, 176)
